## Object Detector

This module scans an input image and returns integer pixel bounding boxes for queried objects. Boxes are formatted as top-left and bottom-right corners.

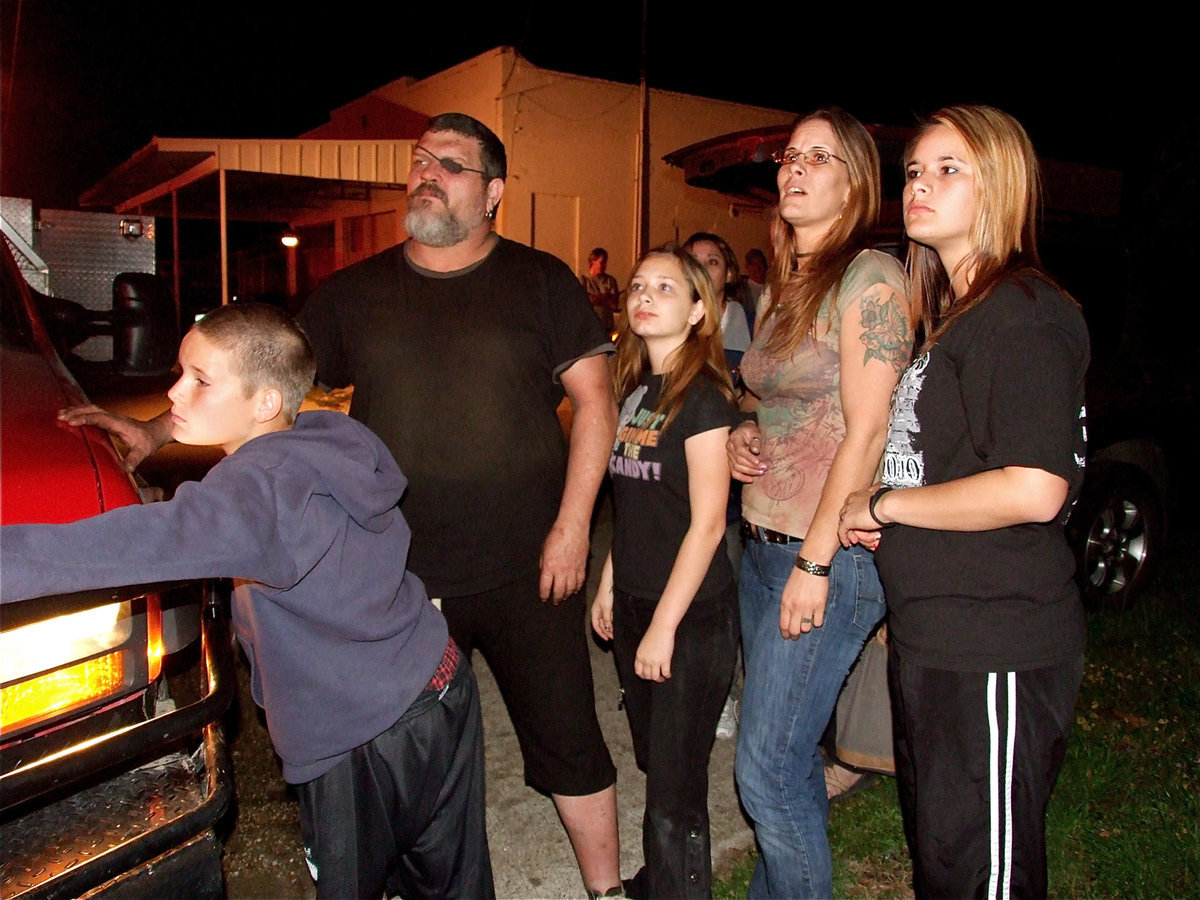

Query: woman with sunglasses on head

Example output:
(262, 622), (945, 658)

(592, 244), (740, 899)
(727, 107), (913, 899)
(838, 105), (1088, 899)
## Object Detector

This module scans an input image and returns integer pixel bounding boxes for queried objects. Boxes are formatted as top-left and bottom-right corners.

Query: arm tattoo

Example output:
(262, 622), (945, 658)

(858, 287), (912, 373)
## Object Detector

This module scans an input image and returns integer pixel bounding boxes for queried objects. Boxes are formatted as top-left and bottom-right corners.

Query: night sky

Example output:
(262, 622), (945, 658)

(3, 1), (1194, 213)
(1, 2), (1196, 422)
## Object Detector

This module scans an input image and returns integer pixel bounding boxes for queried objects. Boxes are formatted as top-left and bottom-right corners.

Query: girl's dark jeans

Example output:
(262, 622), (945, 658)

(612, 584), (738, 899)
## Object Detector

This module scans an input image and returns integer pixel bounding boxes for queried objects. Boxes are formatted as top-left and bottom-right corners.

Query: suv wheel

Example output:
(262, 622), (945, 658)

(1070, 465), (1164, 609)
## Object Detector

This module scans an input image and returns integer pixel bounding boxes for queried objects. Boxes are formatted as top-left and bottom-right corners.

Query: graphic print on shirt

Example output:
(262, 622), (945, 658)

(740, 347), (839, 504)
(614, 385), (648, 449)
(881, 352), (930, 488)
(1060, 403), (1089, 525)
(610, 385), (665, 481)
(1075, 405), (1088, 470)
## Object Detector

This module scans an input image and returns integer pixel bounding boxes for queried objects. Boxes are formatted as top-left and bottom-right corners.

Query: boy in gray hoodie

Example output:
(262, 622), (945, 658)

(1, 302), (494, 899)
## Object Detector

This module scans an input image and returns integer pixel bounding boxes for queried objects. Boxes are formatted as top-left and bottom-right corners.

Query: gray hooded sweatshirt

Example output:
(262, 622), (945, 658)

(1, 410), (448, 783)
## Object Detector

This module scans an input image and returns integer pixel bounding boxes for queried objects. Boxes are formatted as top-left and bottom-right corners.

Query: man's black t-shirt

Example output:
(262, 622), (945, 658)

(299, 237), (612, 597)
(874, 275), (1089, 671)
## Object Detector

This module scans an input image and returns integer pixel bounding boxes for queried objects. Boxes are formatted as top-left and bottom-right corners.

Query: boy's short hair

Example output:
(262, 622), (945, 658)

(192, 302), (316, 422)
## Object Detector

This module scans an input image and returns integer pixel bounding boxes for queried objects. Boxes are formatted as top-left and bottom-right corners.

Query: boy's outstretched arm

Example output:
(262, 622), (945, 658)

(1, 461), (299, 604)
(58, 406), (175, 472)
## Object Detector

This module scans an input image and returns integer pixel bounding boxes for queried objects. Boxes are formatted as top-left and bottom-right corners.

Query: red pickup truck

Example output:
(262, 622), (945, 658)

(1, 240), (235, 899)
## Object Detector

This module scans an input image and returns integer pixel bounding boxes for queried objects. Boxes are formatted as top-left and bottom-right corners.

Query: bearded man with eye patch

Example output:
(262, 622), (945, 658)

(298, 112), (624, 900)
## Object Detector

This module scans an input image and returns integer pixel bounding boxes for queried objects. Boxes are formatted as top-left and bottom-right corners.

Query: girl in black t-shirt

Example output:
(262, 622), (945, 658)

(591, 245), (738, 899)
(838, 105), (1088, 900)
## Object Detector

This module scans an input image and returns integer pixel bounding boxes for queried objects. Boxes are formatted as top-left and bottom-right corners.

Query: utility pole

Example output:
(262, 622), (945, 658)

(637, 0), (650, 258)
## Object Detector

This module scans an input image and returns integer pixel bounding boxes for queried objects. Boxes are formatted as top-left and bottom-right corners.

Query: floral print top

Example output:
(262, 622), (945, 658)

(740, 249), (908, 538)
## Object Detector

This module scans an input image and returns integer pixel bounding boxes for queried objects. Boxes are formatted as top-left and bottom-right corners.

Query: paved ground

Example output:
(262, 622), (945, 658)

(220, 489), (753, 899)
(218, 490), (754, 900)
(480, 489), (754, 899)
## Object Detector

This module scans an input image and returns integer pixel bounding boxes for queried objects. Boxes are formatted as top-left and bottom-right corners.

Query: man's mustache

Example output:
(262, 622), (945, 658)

(410, 182), (448, 203)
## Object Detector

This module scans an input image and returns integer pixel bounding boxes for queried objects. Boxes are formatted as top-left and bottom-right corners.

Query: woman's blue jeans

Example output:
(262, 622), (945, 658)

(735, 538), (885, 899)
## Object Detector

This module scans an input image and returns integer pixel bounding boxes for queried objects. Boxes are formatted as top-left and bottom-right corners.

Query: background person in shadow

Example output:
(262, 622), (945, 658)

(684, 230), (754, 743)
(582, 246), (622, 334)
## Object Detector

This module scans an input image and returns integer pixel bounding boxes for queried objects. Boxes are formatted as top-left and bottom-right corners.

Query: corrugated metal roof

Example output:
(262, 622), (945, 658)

(80, 137), (415, 219)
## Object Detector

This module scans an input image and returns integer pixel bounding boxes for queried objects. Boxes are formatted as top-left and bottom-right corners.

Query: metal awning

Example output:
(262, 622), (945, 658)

(80, 136), (415, 220)
(79, 137), (416, 305)
(663, 123), (915, 227)
(662, 125), (791, 207)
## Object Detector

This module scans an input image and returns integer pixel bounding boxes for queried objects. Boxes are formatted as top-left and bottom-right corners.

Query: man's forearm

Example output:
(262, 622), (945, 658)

(556, 395), (616, 529)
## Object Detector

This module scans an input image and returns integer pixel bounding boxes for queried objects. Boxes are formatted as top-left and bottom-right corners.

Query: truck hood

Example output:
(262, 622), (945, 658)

(0, 345), (137, 524)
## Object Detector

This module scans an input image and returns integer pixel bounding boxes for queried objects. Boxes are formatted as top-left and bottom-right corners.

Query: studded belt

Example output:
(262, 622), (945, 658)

(740, 519), (804, 545)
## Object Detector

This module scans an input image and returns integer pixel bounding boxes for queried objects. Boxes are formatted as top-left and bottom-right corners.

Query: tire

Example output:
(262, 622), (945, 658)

(1069, 465), (1165, 610)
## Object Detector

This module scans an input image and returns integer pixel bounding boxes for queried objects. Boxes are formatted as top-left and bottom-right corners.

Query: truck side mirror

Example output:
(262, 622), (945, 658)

(112, 273), (179, 376)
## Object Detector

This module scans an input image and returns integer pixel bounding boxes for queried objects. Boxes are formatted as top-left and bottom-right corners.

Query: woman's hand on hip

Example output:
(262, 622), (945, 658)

(779, 566), (828, 639)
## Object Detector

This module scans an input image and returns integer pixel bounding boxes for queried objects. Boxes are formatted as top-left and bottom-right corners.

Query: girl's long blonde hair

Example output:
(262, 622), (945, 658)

(612, 244), (735, 430)
(761, 107), (881, 357)
(907, 105), (1054, 351)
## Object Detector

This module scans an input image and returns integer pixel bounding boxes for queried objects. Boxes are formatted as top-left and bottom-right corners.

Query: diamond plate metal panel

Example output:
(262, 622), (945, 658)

(1, 197), (35, 244)
(36, 210), (157, 360)
(0, 751), (206, 898)
(39, 210), (156, 311)
(0, 197), (48, 294)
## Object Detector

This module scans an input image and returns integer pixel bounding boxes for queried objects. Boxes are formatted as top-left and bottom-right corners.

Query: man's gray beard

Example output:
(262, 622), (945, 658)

(404, 206), (470, 248)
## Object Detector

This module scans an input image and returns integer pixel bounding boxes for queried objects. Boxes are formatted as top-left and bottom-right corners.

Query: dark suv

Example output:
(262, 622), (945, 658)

(0, 241), (235, 899)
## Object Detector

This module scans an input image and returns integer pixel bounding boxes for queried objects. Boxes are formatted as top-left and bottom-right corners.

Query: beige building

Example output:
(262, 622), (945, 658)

(328, 45), (795, 281)
(81, 46), (796, 304)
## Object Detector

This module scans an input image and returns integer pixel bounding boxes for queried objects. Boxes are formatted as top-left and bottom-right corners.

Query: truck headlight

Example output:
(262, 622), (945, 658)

(1, 601), (136, 734)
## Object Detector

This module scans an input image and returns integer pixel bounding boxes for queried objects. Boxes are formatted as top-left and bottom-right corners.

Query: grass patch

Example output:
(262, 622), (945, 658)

(713, 524), (1200, 899)
(1046, 536), (1199, 899)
